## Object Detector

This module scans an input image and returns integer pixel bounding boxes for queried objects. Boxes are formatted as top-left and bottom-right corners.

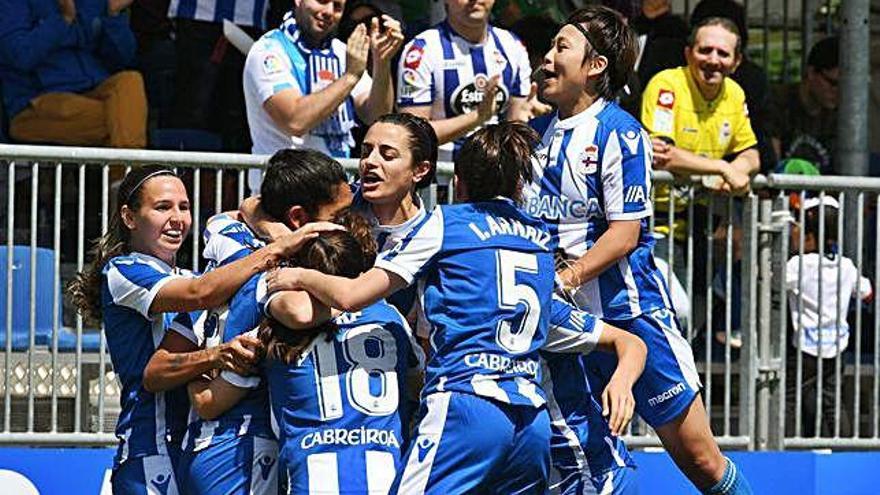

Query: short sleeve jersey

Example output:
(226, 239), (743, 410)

(102, 253), (199, 466)
(184, 217), (273, 452)
(541, 297), (635, 481)
(265, 302), (424, 494)
(351, 183), (428, 318)
(375, 198), (558, 407)
(396, 21), (531, 160)
(641, 67), (757, 237)
(244, 14), (371, 157)
(522, 100), (672, 320)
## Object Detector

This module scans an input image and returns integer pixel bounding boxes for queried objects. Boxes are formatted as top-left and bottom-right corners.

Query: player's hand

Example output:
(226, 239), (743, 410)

(720, 167), (751, 195)
(214, 334), (261, 375)
(270, 222), (346, 258)
(601, 375), (636, 436)
(370, 15), (404, 66)
(345, 23), (370, 79)
(57, 0), (76, 23)
(265, 267), (308, 293)
(476, 75), (501, 123)
(514, 82), (553, 122)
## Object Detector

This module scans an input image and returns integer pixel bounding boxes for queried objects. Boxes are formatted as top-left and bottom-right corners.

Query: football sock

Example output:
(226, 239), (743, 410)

(704, 457), (753, 495)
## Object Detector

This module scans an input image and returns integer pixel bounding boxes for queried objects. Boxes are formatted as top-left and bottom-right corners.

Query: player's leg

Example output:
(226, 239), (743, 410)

(392, 391), (511, 495)
(111, 454), (180, 495)
(490, 406), (552, 494)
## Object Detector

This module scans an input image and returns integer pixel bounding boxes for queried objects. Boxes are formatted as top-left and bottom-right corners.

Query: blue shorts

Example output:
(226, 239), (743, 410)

(111, 452), (181, 495)
(584, 308), (700, 427)
(179, 434), (279, 495)
(551, 462), (638, 495)
(392, 391), (551, 495)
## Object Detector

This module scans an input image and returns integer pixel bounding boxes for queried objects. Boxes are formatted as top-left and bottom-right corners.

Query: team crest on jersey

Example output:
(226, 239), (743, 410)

(262, 53), (284, 75)
(579, 144), (599, 175)
(657, 89), (675, 109)
(450, 74), (509, 115)
(404, 44), (424, 69)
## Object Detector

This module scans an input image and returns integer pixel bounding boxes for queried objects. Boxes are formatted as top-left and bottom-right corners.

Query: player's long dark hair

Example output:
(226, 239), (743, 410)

(258, 210), (377, 364)
(567, 6), (638, 100)
(455, 122), (540, 203)
(372, 113), (438, 188)
(68, 165), (178, 324)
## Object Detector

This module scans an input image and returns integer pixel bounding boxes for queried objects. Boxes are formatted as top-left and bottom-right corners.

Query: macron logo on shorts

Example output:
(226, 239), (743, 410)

(648, 382), (686, 407)
(258, 455), (276, 481)
(151, 472), (172, 495)
(416, 436), (436, 463)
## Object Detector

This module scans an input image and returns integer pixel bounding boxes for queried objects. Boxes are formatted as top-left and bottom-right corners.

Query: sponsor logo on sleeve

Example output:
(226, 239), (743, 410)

(404, 44), (424, 70)
(657, 89), (675, 109)
(262, 53), (284, 75)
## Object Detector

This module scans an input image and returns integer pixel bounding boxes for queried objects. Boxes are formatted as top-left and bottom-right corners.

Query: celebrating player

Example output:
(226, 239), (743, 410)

(266, 122), (646, 493)
(523, 6), (753, 494)
(68, 165), (329, 495)
(177, 149), (353, 494)
(261, 209), (424, 493)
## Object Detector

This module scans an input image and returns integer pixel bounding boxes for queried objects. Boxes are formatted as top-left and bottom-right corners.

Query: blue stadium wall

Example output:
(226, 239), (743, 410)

(0, 448), (878, 493)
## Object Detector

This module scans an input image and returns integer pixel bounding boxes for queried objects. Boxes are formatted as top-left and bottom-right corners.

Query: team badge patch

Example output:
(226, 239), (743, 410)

(657, 89), (675, 109)
(493, 50), (507, 69)
(400, 69), (419, 98)
(580, 144), (599, 175)
(404, 44), (424, 70)
(262, 53), (283, 75)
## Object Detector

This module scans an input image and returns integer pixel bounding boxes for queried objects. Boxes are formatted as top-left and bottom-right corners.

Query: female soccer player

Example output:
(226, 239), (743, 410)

(68, 165), (332, 495)
(522, 6), (753, 494)
(260, 210), (424, 494)
(267, 122), (646, 494)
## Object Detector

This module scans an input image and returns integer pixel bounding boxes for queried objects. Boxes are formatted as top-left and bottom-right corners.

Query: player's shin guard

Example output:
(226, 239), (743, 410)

(703, 457), (753, 495)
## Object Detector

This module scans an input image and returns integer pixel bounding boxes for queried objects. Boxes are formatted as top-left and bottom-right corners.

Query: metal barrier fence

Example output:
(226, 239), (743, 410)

(0, 144), (877, 452)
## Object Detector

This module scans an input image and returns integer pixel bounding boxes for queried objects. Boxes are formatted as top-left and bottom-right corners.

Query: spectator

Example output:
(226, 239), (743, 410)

(167, 0), (271, 152)
(629, 0), (687, 92)
(640, 16), (759, 335)
(691, 0), (775, 173)
(785, 196), (872, 437)
(396, 0), (538, 164)
(243, 1), (403, 194)
(767, 36), (839, 174)
(0, 0), (146, 148)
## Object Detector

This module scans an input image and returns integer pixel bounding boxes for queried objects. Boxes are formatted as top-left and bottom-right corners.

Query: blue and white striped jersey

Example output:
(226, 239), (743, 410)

(167, 0), (269, 29)
(102, 253), (199, 467)
(184, 216), (273, 452)
(541, 297), (635, 486)
(396, 21), (531, 160)
(264, 302), (423, 494)
(375, 198), (558, 407)
(522, 99), (672, 320)
(351, 183), (428, 318)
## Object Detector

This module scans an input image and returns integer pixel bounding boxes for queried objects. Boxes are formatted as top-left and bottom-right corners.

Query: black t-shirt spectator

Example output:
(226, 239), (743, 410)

(768, 82), (837, 174)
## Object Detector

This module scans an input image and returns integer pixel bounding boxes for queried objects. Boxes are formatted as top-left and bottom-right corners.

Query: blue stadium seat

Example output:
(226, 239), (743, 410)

(0, 246), (62, 351)
(150, 128), (223, 151)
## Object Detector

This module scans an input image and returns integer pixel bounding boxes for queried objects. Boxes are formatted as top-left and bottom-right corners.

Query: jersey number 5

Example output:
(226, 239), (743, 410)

(495, 250), (541, 354)
(313, 324), (400, 420)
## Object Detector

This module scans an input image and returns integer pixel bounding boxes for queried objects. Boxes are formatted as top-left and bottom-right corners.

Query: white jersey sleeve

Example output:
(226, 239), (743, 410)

(601, 126), (654, 221)
(244, 36), (303, 106)
(374, 208), (445, 285)
(542, 295), (605, 355)
(168, 310), (200, 346)
(397, 36), (435, 107)
(219, 329), (261, 389)
(105, 256), (185, 320)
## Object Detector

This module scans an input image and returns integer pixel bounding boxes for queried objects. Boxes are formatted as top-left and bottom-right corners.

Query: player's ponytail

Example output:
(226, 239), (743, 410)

(259, 210), (377, 364)
(454, 122), (540, 203)
(68, 165), (177, 324)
